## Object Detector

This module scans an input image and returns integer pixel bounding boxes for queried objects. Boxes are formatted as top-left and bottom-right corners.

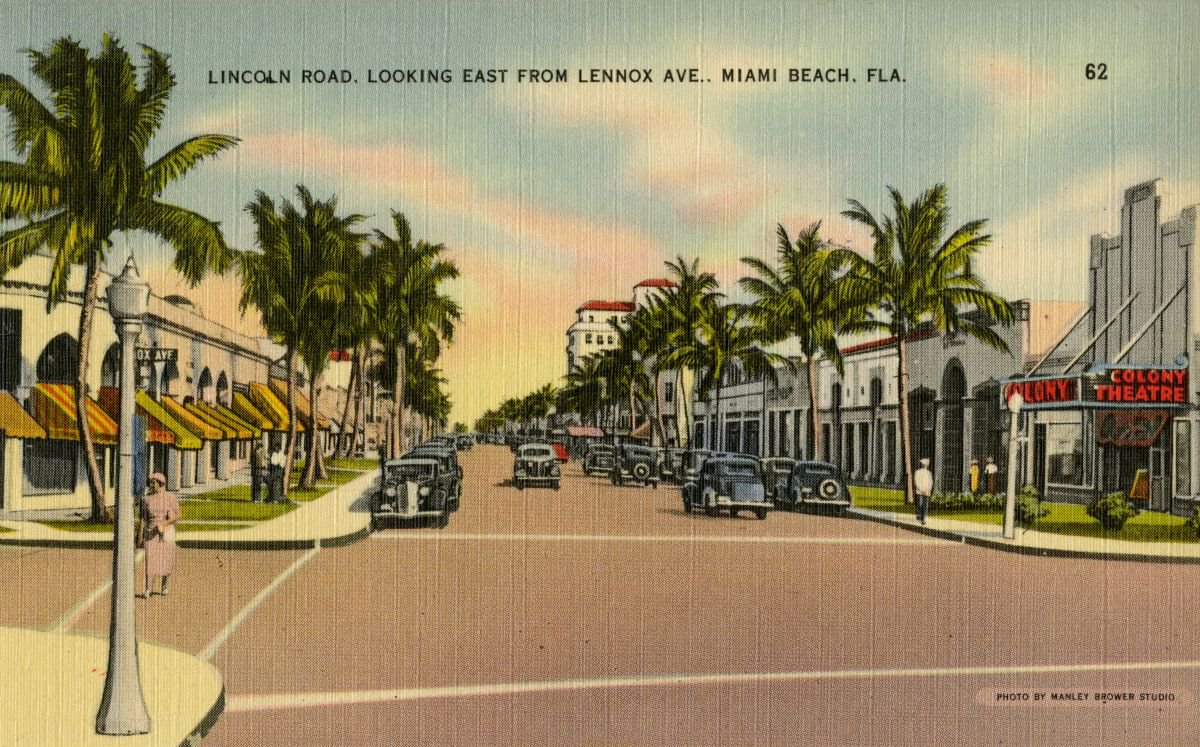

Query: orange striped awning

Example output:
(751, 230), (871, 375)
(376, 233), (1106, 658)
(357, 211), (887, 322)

(249, 382), (302, 431)
(30, 384), (117, 445)
(0, 391), (45, 439)
(96, 387), (202, 449)
(270, 377), (330, 430)
(232, 391), (273, 430)
(160, 396), (224, 441)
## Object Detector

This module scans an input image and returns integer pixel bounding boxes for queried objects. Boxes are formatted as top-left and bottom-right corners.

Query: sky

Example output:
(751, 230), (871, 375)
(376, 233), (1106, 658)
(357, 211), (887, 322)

(1, 0), (1197, 426)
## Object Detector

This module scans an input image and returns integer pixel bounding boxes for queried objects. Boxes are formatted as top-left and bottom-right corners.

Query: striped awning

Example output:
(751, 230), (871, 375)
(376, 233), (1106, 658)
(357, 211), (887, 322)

(186, 401), (239, 439)
(566, 425), (604, 438)
(97, 387), (202, 450)
(249, 382), (303, 431)
(30, 384), (117, 445)
(0, 391), (45, 439)
(232, 391), (273, 429)
(193, 400), (254, 439)
(216, 404), (262, 439)
(160, 396), (224, 441)
(270, 378), (330, 430)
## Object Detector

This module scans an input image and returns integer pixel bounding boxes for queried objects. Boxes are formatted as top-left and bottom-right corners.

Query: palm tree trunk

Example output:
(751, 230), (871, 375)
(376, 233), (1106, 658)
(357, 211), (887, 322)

(897, 338), (915, 504)
(302, 372), (319, 487)
(807, 357), (820, 462)
(77, 250), (109, 522)
(283, 347), (298, 498)
(676, 367), (694, 449)
(346, 348), (366, 458)
(312, 373), (327, 480)
(629, 380), (637, 439)
(337, 349), (358, 457)
(391, 344), (406, 457)
(714, 383), (722, 451)
(653, 369), (667, 447)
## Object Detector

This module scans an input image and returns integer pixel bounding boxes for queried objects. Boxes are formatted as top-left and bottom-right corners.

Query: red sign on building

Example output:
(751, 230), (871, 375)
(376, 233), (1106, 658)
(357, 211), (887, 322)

(1003, 377), (1077, 406)
(1092, 367), (1188, 405)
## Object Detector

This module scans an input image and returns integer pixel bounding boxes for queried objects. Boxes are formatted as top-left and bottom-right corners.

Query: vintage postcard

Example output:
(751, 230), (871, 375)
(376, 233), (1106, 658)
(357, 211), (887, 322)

(0, 0), (1197, 745)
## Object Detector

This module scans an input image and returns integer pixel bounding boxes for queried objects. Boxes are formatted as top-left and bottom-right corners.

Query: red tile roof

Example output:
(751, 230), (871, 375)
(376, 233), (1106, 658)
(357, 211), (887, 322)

(635, 278), (676, 288)
(579, 300), (635, 312)
(840, 327), (938, 355)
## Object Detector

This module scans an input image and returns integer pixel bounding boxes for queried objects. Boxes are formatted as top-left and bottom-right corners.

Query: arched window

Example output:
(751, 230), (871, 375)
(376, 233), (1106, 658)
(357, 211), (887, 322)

(197, 367), (212, 401)
(100, 343), (120, 388)
(216, 371), (229, 406)
(940, 360), (967, 491)
(36, 333), (78, 384)
(159, 359), (180, 396)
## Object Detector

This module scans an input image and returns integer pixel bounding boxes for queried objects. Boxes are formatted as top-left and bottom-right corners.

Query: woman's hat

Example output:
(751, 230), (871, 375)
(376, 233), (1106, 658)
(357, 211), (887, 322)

(149, 472), (167, 485)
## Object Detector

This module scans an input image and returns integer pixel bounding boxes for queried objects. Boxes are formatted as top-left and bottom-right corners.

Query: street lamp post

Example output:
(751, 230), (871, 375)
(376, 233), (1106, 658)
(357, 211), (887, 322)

(96, 256), (152, 735)
(1002, 391), (1024, 541)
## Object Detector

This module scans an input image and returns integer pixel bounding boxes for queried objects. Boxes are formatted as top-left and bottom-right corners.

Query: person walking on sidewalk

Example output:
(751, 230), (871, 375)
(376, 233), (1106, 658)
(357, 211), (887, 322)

(250, 440), (266, 503)
(985, 455), (999, 494)
(914, 458), (933, 526)
(267, 443), (286, 504)
(139, 472), (179, 598)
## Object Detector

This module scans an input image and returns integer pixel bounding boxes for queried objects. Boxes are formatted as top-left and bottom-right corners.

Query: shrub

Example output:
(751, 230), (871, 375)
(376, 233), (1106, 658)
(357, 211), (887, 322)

(1086, 491), (1137, 531)
(1185, 506), (1200, 539)
(1015, 484), (1049, 529)
(929, 491), (1004, 513)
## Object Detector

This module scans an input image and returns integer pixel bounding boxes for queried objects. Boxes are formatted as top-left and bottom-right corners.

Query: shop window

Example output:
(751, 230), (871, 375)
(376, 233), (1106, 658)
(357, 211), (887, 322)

(1175, 420), (1191, 497)
(1045, 414), (1085, 486)
(664, 382), (674, 402)
(23, 439), (77, 493)
(585, 333), (592, 344)
(0, 308), (20, 391)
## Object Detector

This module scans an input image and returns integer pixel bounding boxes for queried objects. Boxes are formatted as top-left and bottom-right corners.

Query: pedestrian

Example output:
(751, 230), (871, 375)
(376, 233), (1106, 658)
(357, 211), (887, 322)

(250, 439), (266, 503)
(267, 443), (286, 504)
(138, 472), (179, 598)
(914, 458), (933, 526)
(969, 458), (980, 494)
(985, 455), (999, 494)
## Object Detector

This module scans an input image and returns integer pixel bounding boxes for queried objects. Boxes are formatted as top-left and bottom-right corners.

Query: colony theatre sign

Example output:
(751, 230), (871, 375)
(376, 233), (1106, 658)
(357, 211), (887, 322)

(1001, 365), (1190, 410)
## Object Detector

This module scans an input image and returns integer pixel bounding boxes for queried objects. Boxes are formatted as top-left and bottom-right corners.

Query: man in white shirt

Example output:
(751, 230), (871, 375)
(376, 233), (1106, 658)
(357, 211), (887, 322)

(914, 458), (933, 525)
(267, 443), (287, 504)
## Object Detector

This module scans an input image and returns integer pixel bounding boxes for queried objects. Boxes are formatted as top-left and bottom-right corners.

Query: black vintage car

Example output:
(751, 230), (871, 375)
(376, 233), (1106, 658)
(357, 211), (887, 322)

(583, 444), (617, 476)
(610, 444), (660, 487)
(759, 457), (796, 502)
(682, 453), (771, 519)
(455, 434), (473, 451)
(657, 448), (688, 484)
(780, 460), (851, 512)
(514, 443), (561, 489)
(403, 445), (462, 511)
(372, 457), (452, 528)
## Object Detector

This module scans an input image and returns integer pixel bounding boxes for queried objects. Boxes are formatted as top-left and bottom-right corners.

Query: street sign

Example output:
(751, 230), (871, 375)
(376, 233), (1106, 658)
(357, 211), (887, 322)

(134, 347), (178, 363)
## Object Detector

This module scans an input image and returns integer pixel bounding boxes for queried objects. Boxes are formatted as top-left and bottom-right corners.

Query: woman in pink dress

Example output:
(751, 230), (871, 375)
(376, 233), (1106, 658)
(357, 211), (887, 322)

(139, 472), (180, 598)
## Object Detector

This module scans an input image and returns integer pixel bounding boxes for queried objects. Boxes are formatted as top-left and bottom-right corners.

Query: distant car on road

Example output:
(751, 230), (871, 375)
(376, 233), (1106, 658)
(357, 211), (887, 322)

(455, 434), (473, 451)
(372, 457), (452, 528)
(780, 460), (850, 512)
(682, 453), (771, 519)
(610, 444), (660, 487)
(513, 443), (561, 489)
(550, 443), (570, 462)
(759, 457), (796, 502)
(582, 444), (617, 476)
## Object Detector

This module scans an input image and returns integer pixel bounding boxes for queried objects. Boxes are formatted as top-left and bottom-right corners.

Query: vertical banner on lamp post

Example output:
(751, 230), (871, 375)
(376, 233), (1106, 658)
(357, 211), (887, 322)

(131, 412), (147, 501)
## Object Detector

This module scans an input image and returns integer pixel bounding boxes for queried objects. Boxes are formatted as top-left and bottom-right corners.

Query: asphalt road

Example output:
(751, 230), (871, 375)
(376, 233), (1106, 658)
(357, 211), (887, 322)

(9, 444), (1199, 746)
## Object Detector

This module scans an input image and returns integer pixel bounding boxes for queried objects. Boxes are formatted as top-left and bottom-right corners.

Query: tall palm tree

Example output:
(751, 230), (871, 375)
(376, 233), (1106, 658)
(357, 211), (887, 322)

(368, 211), (460, 457)
(651, 257), (721, 448)
(240, 186), (366, 495)
(740, 222), (861, 460)
(0, 36), (237, 520)
(559, 354), (607, 426)
(842, 184), (1014, 503)
(608, 315), (654, 437)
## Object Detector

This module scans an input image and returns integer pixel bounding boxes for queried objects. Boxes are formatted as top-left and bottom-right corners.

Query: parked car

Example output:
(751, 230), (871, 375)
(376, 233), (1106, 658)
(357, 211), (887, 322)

(403, 445), (462, 510)
(780, 460), (850, 512)
(610, 444), (660, 487)
(759, 457), (796, 502)
(583, 444), (617, 476)
(513, 443), (561, 489)
(657, 448), (688, 484)
(455, 434), (473, 451)
(682, 453), (771, 519)
(371, 457), (452, 528)
(680, 449), (711, 481)
(550, 443), (570, 462)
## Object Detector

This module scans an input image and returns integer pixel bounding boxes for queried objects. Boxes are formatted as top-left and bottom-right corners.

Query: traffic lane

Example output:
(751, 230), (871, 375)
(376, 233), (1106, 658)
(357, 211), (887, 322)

(69, 547), (308, 658)
(205, 664), (1200, 747)
(0, 546), (112, 628)
(209, 530), (1199, 698)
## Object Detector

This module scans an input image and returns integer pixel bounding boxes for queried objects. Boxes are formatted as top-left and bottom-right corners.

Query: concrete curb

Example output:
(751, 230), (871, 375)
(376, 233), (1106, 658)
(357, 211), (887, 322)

(848, 507), (1200, 565)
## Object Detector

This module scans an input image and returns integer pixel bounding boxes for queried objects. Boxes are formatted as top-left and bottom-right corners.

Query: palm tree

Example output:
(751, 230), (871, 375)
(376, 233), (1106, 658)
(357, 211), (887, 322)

(608, 316), (653, 437)
(740, 222), (861, 460)
(240, 186), (366, 494)
(650, 258), (721, 448)
(559, 354), (607, 426)
(0, 36), (237, 520)
(662, 302), (789, 452)
(367, 211), (460, 457)
(842, 184), (1014, 503)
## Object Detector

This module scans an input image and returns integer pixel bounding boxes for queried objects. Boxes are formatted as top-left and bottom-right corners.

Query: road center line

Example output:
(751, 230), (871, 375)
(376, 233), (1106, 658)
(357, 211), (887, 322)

(371, 532), (948, 545)
(226, 659), (1200, 713)
(198, 547), (319, 662)
(48, 549), (143, 633)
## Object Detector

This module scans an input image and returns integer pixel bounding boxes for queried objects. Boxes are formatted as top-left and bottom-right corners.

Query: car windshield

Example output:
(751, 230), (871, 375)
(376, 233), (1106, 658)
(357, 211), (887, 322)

(802, 464), (837, 478)
(716, 462), (759, 478)
(520, 447), (554, 458)
(386, 464), (432, 480)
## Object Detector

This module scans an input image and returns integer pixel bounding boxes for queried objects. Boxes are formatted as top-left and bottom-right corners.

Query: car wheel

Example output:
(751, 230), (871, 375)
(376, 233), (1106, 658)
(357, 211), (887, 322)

(705, 505), (718, 517)
(729, 508), (739, 519)
(516, 480), (524, 490)
(553, 481), (561, 491)
(755, 509), (768, 520)
(683, 497), (693, 514)
(436, 512), (450, 529)
(632, 463), (650, 482)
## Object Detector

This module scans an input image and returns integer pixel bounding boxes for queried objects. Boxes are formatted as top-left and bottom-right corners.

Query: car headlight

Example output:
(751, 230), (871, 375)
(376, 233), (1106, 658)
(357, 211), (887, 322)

(384, 486), (397, 497)
(516, 468), (526, 476)
(419, 486), (431, 496)
(551, 465), (560, 476)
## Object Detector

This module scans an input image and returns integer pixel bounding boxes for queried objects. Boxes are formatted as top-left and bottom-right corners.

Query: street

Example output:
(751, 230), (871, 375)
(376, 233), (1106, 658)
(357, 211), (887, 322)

(5, 444), (1198, 746)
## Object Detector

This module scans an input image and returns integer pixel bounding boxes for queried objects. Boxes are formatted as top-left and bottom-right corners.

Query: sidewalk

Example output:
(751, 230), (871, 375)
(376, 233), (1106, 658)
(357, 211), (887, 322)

(0, 467), (377, 550)
(850, 506), (1200, 564)
(0, 626), (223, 747)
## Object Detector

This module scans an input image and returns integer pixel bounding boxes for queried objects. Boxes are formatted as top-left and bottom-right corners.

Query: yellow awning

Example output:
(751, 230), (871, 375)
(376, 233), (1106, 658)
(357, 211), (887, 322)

(97, 388), (203, 450)
(270, 378), (329, 430)
(232, 391), (273, 429)
(250, 382), (303, 431)
(0, 391), (45, 439)
(161, 396), (224, 440)
(185, 401), (239, 439)
(216, 404), (261, 438)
